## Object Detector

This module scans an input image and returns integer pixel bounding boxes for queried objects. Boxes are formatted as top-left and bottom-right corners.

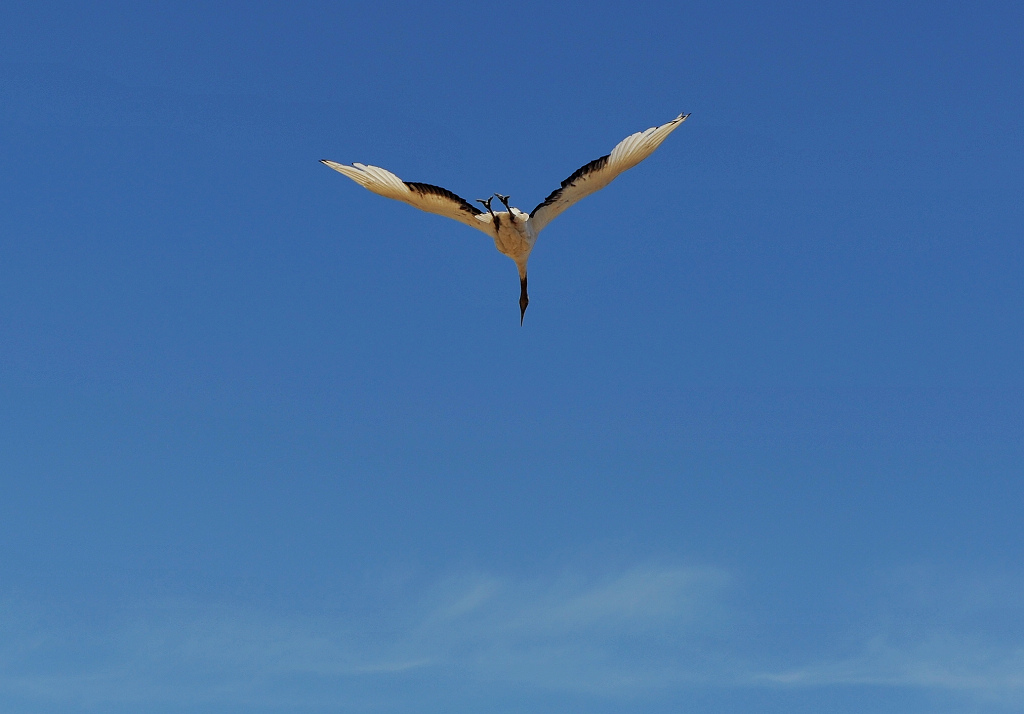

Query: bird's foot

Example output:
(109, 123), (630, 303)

(475, 197), (495, 217)
(495, 193), (514, 222)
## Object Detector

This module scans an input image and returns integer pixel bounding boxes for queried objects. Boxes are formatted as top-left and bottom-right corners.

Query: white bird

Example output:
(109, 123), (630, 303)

(321, 112), (690, 324)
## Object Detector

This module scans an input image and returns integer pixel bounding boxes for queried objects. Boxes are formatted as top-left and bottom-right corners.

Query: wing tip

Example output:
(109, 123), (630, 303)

(322, 160), (365, 176)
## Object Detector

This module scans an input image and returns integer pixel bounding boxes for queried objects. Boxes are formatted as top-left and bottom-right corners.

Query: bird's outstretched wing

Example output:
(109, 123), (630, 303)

(321, 160), (492, 235)
(529, 113), (690, 234)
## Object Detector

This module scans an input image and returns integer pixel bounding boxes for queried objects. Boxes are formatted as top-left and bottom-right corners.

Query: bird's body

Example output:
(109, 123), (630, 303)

(322, 112), (690, 323)
(485, 210), (535, 276)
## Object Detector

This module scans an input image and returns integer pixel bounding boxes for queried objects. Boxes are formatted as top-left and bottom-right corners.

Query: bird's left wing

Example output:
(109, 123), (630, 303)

(529, 112), (690, 234)
(321, 160), (492, 235)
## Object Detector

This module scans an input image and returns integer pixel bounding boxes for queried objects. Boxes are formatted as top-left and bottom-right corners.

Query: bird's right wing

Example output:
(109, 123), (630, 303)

(321, 160), (493, 235)
(529, 112), (690, 234)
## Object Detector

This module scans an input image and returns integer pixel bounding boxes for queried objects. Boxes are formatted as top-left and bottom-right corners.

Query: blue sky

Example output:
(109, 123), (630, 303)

(1, 2), (1022, 712)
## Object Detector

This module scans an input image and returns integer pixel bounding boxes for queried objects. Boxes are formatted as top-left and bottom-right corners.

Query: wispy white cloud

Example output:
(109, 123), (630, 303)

(755, 568), (1024, 707)
(758, 636), (1024, 706)
(2, 563), (1023, 711)
(396, 565), (732, 692)
(0, 563), (731, 708)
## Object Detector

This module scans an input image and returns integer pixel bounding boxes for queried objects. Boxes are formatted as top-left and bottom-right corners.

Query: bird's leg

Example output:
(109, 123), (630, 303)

(495, 193), (514, 222)
(519, 273), (529, 325)
(475, 196), (495, 218)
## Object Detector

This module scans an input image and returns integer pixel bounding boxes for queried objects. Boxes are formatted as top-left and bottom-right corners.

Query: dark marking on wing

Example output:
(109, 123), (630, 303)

(531, 154), (610, 216)
(405, 181), (482, 216)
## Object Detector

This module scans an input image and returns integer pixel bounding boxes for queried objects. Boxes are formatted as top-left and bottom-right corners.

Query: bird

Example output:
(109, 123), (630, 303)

(321, 112), (690, 324)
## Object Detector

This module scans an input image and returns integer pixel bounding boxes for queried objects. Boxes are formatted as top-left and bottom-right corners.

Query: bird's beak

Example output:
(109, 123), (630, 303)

(519, 276), (529, 325)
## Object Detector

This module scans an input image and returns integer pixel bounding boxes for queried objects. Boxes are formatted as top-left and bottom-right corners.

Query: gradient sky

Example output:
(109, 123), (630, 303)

(2, 2), (1023, 713)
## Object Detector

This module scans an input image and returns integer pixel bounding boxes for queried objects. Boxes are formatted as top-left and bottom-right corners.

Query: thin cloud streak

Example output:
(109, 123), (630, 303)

(758, 638), (1024, 705)
(2, 564), (1023, 709)
(0, 563), (731, 707)
(398, 565), (733, 693)
(755, 568), (1024, 707)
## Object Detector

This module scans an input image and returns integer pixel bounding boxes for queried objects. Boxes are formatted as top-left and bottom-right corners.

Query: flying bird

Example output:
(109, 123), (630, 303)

(321, 112), (690, 324)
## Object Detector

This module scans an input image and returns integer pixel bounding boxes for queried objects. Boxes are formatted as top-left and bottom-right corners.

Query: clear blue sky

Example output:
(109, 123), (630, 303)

(1, 2), (1022, 712)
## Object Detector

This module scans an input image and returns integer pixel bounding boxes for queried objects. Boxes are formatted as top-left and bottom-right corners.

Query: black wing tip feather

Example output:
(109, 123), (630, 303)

(530, 112), (690, 216)
(404, 181), (483, 216)
(531, 154), (610, 216)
